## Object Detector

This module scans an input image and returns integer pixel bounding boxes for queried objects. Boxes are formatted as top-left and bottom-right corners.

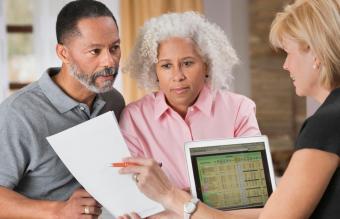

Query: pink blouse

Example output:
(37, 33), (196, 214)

(119, 85), (261, 189)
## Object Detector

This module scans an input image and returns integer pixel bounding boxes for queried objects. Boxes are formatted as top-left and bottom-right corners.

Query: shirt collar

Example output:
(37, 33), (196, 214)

(90, 96), (106, 117)
(153, 85), (214, 119)
(192, 85), (214, 117)
(154, 91), (170, 119)
(38, 67), (105, 114)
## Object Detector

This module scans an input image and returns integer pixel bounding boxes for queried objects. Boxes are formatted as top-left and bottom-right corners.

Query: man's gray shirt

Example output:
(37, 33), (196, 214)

(0, 68), (125, 200)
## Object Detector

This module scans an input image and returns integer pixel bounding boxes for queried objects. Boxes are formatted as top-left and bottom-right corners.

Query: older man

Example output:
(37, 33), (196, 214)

(0, 0), (124, 218)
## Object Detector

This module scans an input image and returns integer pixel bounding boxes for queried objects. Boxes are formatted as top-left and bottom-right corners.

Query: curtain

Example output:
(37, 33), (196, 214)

(0, 0), (8, 102)
(120, 0), (203, 103)
(32, 0), (67, 78)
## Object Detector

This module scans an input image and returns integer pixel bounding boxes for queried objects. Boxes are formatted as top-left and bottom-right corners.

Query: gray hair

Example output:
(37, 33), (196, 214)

(122, 11), (239, 90)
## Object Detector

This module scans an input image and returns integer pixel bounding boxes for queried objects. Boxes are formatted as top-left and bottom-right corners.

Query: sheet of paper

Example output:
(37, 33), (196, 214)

(47, 111), (164, 218)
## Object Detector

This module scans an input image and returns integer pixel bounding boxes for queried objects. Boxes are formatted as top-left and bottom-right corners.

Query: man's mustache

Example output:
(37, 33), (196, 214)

(92, 67), (118, 80)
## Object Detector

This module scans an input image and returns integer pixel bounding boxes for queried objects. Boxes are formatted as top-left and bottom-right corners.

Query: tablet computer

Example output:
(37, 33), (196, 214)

(185, 135), (276, 210)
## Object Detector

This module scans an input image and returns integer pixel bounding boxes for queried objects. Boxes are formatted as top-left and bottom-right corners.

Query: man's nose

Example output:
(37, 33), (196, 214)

(102, 50), (116, 67)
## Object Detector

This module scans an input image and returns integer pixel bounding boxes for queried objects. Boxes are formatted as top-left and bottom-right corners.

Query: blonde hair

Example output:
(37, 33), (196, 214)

(269, 0), (340, 89)
(122, 11), (239, 90)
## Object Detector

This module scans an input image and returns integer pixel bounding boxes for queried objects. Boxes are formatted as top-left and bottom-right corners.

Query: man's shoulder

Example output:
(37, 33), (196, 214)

(0, 81), (42, 113)
(99, 88), (124, 102)
(0, 81), (46, 128)
(99, 88), (125, 119)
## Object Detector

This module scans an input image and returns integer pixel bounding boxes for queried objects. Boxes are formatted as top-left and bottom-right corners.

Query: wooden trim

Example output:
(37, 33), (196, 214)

(271, 148), (294, 176)
(9, 82), (29, 90)
(7, 25), (33, 33)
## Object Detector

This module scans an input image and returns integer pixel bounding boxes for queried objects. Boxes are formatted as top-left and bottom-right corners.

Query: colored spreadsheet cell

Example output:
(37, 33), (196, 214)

(196, 151), (269, 209)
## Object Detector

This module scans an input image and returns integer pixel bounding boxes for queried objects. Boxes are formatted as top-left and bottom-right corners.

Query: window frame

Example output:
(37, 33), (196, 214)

(7, 24), (33, 90)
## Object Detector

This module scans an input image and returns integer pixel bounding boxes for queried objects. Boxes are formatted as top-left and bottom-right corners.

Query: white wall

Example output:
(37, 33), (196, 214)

(204, 0), (250, 97)
(307, 97), (320, 117)
(0, 0), (8, 102)
(204, 1), (322, 119)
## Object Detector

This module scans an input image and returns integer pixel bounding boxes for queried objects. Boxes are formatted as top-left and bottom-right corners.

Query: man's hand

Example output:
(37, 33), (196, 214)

(55, 188), (102, 219)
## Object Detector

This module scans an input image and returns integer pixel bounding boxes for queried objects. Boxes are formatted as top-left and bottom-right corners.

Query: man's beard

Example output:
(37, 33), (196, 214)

(69, 64), (118, 93)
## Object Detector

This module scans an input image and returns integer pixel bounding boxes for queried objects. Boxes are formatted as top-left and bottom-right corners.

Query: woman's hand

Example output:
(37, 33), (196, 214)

(119, 157), (175, 208)
(117, 212), (140, 219)
(146, 210), (181, 219)
(117, 210), (180, 219)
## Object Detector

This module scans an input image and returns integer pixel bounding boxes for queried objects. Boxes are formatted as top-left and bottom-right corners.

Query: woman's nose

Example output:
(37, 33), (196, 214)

(172, 68), (186, 81)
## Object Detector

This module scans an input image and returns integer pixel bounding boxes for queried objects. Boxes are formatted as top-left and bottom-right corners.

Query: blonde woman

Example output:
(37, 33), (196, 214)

(119, 0), (340, 219)
(119, 12), (260, 191)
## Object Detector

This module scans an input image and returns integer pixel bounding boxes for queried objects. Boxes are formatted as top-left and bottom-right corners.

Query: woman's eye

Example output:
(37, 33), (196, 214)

(161, 64), (171, 69)
(183, 61), (193, 67)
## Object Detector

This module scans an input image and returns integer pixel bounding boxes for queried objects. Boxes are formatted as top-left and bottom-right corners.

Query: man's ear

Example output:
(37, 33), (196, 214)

(56, 44), (70, 64)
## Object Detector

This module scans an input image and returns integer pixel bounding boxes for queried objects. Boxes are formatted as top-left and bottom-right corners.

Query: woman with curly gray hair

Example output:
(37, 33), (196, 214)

(119, 11), (260, 191)
(123, 12), (238, 91)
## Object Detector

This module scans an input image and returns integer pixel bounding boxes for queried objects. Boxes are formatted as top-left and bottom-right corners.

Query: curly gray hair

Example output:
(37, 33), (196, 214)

(122, 11), (239, 90)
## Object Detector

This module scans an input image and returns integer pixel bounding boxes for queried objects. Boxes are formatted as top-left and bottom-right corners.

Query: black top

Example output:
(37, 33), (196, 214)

(295, 88), (340, 219)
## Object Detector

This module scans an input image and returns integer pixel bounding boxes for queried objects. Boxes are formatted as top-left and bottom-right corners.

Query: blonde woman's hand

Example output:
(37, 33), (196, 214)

(119, 157), (175, 208)
(146, 210), (181, 219)
(117, 212), (140, 219)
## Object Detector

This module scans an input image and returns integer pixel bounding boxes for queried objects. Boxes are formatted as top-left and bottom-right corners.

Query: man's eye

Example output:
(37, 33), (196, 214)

(90, 49), (100, 55)
(110, 45), (120, 53)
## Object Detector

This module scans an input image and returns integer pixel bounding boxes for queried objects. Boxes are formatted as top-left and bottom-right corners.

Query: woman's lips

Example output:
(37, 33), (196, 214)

(171, 87), (190, 94)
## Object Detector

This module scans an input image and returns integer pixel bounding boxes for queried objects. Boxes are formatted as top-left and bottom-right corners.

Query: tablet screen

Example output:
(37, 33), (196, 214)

(190, 142), (273, 210)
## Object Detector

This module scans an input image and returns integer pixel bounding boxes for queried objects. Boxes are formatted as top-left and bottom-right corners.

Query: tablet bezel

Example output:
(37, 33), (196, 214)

(184, 135), (277, 210)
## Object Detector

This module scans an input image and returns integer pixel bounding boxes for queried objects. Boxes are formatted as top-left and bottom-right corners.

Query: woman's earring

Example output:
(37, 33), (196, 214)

(205, 75), (209, 78)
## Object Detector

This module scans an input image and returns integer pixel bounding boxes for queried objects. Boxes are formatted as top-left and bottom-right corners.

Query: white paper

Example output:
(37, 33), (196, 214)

(47, 111), (164, 218)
